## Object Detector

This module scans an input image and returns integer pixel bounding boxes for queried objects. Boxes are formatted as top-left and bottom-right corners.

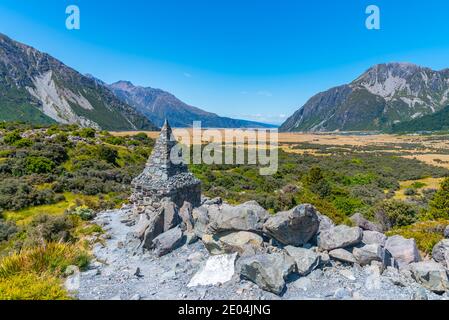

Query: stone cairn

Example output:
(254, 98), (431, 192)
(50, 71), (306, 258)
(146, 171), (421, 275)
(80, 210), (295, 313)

(131, 119), (201, 211)
(129, 120), (201, 253)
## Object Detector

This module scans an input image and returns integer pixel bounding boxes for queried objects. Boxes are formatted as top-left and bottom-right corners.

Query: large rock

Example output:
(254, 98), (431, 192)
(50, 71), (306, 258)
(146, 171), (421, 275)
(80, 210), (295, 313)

(318, 225), (363, 251)
(263, 204), (319, 246)
(179, 202), (194, 233)
(192, 206), (210, 238)
(142, 209), (165, 249)
(409, 261), (449, 293)
(329, 248), (357, 264)
(162, 201), (181, 231)
(151, 226), (185, 257)
(284, 246), (320, 276)
(385, 235), (421, 268)
(208, 201), (269, 234)
(432, 239), (449, 267)
(238, 253), (296, 295)
(134, 213), (151, 240)
(202, 231), (264, 255)
(362, 230), (387, 247)
(350, 213), (382, 232)
(188, 253), (238, 287)
(353, 244), (387, 266)
(317, 213), (335, 233)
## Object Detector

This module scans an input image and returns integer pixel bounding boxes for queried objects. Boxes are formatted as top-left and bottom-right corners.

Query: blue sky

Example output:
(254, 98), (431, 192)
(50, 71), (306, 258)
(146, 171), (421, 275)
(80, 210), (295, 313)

(1, 1), (449, 124)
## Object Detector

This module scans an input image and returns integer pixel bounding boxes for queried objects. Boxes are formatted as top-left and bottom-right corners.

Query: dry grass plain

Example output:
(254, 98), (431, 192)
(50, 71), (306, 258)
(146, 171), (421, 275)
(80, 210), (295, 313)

(111, 130), (449, 169)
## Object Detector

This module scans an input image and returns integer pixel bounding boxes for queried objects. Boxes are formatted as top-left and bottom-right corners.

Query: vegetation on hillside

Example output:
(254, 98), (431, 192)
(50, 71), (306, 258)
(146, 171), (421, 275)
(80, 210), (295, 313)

(390, 105), (449, 133)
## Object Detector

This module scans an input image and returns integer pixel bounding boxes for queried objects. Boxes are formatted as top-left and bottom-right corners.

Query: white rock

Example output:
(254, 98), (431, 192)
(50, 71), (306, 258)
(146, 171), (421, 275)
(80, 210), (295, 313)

(188, 253), (238, 287)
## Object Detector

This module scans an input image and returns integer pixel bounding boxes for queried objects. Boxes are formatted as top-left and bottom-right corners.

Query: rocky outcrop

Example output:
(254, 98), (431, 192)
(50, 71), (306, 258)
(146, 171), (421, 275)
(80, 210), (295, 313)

(385, 236), (421, 268)
(263, 204), (319, 246)
(318, 225), (363, 251)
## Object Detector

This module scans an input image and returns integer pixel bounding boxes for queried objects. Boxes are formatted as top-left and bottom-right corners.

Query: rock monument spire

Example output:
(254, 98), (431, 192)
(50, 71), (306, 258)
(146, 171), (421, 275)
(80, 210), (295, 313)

(131, 119), (201, 209)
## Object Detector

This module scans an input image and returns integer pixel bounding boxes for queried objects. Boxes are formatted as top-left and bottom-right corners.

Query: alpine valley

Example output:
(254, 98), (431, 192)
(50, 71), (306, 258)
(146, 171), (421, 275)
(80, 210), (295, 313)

(280, 63), (449, 132)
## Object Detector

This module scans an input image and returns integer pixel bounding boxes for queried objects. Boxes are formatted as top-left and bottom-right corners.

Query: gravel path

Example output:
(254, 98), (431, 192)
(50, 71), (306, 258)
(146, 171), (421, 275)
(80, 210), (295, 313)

(77, 209), (448, 300)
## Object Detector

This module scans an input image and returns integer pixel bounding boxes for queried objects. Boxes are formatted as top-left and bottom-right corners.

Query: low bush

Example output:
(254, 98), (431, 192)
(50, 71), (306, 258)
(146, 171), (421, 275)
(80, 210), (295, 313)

(0, 273), (70, 300)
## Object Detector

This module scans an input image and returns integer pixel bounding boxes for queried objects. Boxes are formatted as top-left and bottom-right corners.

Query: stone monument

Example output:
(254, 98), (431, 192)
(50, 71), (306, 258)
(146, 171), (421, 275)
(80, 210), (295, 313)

(131, 119), (201, 209)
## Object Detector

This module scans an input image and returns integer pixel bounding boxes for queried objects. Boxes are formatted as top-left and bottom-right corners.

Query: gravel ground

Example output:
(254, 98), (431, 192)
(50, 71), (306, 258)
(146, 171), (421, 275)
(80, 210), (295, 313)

(76, 209), (448, 301)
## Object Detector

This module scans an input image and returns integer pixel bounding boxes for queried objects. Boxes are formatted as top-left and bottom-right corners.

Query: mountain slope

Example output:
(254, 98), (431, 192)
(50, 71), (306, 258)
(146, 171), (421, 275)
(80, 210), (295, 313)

(390, 105), (449, 133)
(0, 33), (158, 131)
(109, 81), (276, 128)
(280, 63), (449, 132)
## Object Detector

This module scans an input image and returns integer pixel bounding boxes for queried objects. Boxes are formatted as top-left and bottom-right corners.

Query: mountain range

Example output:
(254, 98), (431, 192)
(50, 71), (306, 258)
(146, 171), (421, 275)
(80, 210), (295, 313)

(0, 33), (274, 130)
(280, 63), (449, 132)
(107, 81), (276, 128)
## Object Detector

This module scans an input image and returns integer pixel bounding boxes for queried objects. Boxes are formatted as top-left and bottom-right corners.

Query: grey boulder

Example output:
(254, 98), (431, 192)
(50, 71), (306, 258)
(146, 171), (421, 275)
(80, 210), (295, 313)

(432, 239), (449, 267)
(317, 213), (335, 233)
(362, 230), (387, 247)
(409, 261), (449, 294)
(238, 253), (296, 295)
(202, 231), (264, 255)
(385, 235), (421, 268)
(162, 201), (181, 231)
(444, 226), (449, 239)
(350, 213), (382, 232)
(179, 202), (194, 233)
(353, 244), (391, 266)
(263, 204), (319, 246)
(329, 248), (357, 264)
(151, 226), (185, 257)
(208, 201), (269, 234)
(142, 209), (165, 249)
(318, 225), (363, 251)
(284, 246), (320, 276)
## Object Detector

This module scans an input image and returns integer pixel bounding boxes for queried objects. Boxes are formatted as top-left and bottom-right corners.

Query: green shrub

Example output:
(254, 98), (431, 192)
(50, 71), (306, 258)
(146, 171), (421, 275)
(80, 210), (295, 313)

(68, 206), (95, 221)
(3, 132), (22, 145)
(97, 145), (118, 165)
(427, 178), (449, 219)
(0, 220), (18, 242)
(13, 138), (33, 148)
(372, 200), (418, 230)
(26, 156), (55, 174)
(23, 215), (75, 247)
(78, 128), (96, 139)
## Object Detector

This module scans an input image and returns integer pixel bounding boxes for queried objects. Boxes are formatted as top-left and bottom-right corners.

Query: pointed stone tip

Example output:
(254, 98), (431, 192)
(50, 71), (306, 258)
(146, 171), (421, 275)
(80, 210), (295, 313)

(162, 119), (171, 131)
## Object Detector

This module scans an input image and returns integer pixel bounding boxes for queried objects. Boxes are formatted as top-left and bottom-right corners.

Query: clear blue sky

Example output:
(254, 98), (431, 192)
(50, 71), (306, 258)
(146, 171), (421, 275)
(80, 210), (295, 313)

(1, 1), (449, 124)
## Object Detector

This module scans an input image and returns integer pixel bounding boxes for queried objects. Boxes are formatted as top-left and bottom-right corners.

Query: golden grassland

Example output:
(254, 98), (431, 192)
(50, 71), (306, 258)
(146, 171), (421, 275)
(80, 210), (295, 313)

(394, 177), (445, 200)
(112, 130), (449, 168)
